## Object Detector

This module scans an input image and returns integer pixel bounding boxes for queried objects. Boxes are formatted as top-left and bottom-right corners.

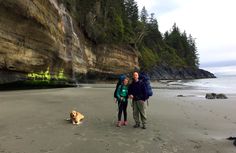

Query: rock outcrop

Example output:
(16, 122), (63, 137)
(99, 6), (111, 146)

(0, 0), (139, 85)
(148, 64), (216, 80)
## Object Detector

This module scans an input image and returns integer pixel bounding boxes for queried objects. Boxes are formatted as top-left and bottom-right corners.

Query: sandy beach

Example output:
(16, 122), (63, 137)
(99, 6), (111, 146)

(0, 85), (236, 153)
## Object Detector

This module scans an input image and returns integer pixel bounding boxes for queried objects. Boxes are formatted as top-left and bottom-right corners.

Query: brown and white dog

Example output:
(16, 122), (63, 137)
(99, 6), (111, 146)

(70, 110), (84, 125)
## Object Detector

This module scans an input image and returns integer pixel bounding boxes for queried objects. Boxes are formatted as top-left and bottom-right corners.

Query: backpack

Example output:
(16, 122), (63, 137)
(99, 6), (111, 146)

(139, 72), (153, 100)
(114, 74), (126, 99)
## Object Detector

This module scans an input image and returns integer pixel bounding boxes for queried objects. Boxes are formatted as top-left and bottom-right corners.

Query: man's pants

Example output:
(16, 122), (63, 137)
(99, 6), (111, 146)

(132, 100), (147, 125)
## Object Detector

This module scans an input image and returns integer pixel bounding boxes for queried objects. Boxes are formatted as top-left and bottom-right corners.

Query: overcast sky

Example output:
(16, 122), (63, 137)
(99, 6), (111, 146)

(136, 0), (236, 67)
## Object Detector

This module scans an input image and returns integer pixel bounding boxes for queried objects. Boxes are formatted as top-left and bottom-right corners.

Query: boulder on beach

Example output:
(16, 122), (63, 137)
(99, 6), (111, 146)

(227, 137), (236, 147)
(216, 94), (228, 99)
(205, 93), (228, 99)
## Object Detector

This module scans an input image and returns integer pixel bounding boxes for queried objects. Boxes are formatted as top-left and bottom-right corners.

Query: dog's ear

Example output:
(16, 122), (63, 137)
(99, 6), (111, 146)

(70, 112), (73, 118)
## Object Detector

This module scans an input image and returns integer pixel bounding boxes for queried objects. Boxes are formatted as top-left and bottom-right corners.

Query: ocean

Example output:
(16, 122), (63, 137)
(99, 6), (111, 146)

(179, 75), (236, 94)
(179, 65), (236, 94)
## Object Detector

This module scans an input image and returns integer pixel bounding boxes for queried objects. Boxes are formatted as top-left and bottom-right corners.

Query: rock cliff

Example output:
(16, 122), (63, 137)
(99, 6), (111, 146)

(0, 0), (139, 85)
(0, 0), (215, 86)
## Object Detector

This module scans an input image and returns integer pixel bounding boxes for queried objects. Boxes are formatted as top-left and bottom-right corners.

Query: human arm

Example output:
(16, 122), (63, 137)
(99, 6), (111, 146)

(116, 85), (122, 101)
(128, 84), (133, 99)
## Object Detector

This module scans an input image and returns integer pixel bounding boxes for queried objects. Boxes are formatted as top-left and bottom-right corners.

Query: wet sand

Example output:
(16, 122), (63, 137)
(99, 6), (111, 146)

(0, 86), (236, 153)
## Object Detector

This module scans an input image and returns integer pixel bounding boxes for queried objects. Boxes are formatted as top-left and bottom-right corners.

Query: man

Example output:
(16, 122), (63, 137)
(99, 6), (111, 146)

(128, 72), (148, 129)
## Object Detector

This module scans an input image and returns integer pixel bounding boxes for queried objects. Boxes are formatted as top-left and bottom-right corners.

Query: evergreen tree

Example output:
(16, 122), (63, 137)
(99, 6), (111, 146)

(122, 0), (139, 43)
(124, 0), (139, 28)
(164, 23), (199, 68)
(140, 6), (148, 23)
(60, 0), (200, 69)
(142, 13), (163, 52)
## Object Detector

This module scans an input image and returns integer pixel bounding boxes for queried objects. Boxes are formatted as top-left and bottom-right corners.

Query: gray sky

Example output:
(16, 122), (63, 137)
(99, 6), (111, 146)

(136, 0), (236, 67)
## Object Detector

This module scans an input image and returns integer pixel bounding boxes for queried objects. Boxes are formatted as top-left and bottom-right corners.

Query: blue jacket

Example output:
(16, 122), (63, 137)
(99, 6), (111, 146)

(128, 80), (147, 101)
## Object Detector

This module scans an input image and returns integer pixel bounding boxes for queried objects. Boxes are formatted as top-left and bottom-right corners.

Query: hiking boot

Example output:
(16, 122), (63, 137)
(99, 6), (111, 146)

(133, 123), (140, 128)
(123, 121), (128, 126)
(117, 121), (122, 127)
(142, 124), (146, 129)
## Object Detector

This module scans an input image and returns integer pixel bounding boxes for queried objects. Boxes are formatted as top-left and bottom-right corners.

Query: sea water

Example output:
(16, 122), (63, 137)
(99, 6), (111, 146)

(179, 75), (236, 94)
(180, 65), (236, 94)
(151, 65), (236, 95)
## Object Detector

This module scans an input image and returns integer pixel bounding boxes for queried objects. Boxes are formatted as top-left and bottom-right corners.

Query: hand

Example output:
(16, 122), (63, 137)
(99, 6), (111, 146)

(114, 98), (117, 103)
(129, 95), (133, 99)
(140, 100), (145, 104)
(120, 97), (124, 101)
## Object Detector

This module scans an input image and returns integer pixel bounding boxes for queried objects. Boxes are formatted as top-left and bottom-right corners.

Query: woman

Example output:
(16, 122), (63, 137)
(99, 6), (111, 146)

(116, 77), (129, 127)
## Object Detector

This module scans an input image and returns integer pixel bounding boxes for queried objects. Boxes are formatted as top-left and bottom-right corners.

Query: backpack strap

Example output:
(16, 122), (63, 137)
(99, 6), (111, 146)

(119, 85), (123, 96)
(116, 84), (123, 99)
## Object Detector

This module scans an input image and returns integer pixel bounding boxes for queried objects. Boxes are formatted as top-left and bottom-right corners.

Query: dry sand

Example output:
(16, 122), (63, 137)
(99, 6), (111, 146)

(0, 86), (236, 153)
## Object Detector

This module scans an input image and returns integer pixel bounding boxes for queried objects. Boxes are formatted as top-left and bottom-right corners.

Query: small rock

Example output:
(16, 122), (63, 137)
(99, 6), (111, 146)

(216, 93), (228, 99)
(205, 93), (216, 99)
(205, 93), (228, 99)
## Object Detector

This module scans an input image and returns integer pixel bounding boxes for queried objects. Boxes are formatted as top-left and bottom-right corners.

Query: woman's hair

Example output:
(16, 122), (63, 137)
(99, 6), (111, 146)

(123, 77), (129, 81)
(123, 77), (129, 84)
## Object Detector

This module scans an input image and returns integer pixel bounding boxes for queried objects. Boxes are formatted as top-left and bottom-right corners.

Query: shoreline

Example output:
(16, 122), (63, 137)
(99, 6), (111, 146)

(0, 87), (236, 153)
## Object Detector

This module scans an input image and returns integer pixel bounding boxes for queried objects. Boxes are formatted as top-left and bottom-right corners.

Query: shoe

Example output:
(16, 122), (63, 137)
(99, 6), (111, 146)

(117, 121), (122, 127)
(133, 124), (140, 128)
(142, 124), (146, 129)
(123, 121), (128, 126)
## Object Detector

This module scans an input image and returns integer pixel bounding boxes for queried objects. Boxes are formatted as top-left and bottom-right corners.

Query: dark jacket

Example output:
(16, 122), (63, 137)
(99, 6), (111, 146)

(128, 80), (147, 101)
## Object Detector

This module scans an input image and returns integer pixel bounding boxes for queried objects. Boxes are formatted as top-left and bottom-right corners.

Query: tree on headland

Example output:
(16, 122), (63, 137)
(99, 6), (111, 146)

(140, 6), (148, 23)
(60, 0), (199, 69)
(164, 23), (199, 68)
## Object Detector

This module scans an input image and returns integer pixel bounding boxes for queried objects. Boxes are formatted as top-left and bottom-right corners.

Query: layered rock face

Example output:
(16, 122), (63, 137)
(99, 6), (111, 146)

(148, 64), (216, 80)
(0, 0), (139, 84)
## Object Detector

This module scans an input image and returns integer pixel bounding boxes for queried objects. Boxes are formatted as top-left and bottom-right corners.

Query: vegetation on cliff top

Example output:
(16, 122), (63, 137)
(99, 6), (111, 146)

(59, 0), (199, 70)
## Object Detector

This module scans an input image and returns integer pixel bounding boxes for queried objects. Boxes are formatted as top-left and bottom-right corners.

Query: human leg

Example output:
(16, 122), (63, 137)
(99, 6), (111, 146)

(132, 100), (140, 127)
(137, 100), (147, 128)
(123, 101), (128, 121)
(117, 101), (122, 127)
(122, 101), (128, 125)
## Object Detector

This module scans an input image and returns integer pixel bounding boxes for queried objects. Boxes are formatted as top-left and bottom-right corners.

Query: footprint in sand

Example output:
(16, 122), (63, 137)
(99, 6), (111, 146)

(193, 144), (201, 149)
(189, 139), (202, 151)
(74, 132), (83, 136)
(40, 149), (54, 153)
(223, 115), (232, 121)
(0, 146), (6, 153)
(105, 143), (110, 151)
(152, 136), (163, 142)
(183, 112), (190, 119)
(74, 133), (88, 141)
(15, 135), (23, 140)
(173, 147), (178, 153)
(202, 128), (209, 135)
(203, 131), (209, 135)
